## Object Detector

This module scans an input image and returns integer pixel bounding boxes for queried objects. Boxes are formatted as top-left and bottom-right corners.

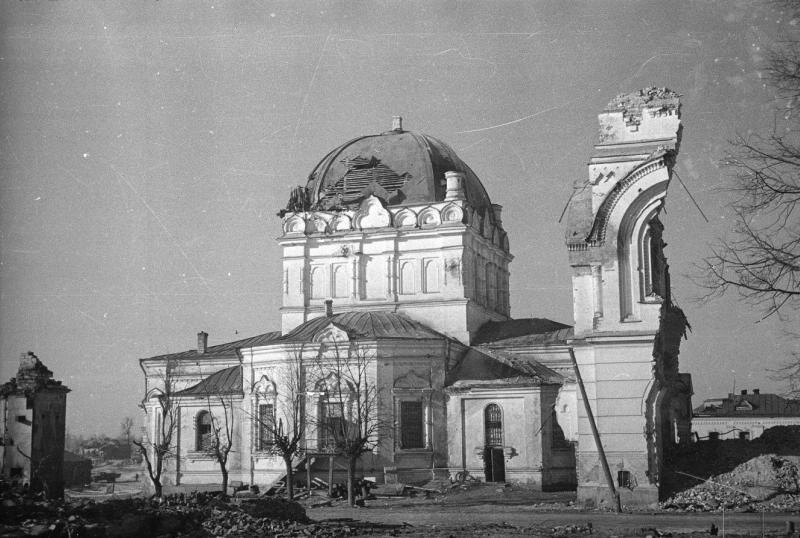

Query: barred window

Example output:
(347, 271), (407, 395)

(400, 401), (424, 449)
(258, 403), (276, 451)
(196, 411), (213, 451)
(484, 404), (503, 447)
(320, 402), (345, 451)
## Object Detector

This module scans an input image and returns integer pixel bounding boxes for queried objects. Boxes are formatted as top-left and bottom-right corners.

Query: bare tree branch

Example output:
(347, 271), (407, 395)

(700, 39), (800, 319)
(133, 358), (180, 498)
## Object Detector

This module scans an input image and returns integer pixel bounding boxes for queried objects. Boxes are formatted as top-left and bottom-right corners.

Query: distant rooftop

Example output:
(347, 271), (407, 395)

(694, 390), (800, 418)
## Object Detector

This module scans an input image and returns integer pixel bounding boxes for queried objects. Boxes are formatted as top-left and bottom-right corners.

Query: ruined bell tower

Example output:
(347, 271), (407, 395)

(564, 88), (692, 506)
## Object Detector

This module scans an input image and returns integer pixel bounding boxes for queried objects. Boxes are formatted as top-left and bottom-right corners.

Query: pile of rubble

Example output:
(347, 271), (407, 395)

(0, 484), (389, 537)
(661, 455), (800, 512)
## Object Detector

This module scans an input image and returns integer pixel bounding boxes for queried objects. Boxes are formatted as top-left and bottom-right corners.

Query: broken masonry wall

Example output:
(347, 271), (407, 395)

(2, 394), (33, 483)
(30, 390), (68, 498)
(566, 89), (684, 508)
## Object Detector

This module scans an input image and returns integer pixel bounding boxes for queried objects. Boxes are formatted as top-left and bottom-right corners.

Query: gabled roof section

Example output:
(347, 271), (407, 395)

(278, 311), (446, 342)
(447, 347), (563, 389)
(141, 331), (281, 363)
(473, 318), (573, 346)
(175, 365), (243, 397)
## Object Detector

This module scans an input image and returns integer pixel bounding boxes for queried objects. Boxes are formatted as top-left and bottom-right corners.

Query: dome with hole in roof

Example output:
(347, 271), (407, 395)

(303, 117), (498, 221)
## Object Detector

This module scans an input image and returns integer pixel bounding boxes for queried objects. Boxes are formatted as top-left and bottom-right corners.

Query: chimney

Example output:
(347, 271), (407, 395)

(392, 116), (403, 132)
(753, 388), (760, 395)
(741, 389), (747, 395)
(325, 299), (333, 318)
(197, 331), (208, 354)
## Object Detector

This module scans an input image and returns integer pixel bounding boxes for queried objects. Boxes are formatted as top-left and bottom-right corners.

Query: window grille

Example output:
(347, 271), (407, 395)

(320, 402), (345, 450)
(400, 401), (424, 449)
(258, 403), (275, 450)
(484, 404), (503, 446)
(196, 411), (213, 451)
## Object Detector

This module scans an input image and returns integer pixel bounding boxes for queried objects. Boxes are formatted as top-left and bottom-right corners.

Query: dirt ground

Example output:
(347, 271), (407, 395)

(304, 484), (800, 537)
(59, 469), (800, 536)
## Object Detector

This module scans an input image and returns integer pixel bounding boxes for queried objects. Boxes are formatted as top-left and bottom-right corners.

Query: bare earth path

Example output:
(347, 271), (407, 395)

(310, 504), (800, 536)
(305, 487), (800, 537)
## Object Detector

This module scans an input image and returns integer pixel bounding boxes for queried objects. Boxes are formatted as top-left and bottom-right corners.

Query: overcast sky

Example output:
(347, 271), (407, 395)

(1, 1), (798, 437)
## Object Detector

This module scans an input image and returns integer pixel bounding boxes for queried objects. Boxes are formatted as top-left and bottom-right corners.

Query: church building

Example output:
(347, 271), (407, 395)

(140, 89), (692, 506)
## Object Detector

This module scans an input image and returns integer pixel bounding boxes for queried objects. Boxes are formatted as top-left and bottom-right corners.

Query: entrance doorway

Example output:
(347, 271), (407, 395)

(483, 447), (505, 482)
(483, 404), (505, 482)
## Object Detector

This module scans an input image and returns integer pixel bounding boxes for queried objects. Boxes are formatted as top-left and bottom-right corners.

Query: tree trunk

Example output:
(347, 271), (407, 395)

(283, 455), (294, 500)
(220, 463), (229, 498)
(346, 455), (356, 507)
(153, 479), (163, 499)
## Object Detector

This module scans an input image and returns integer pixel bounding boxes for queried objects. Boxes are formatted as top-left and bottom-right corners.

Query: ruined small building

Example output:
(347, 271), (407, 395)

(693, 389), (800, 441)
(140, 90), (692, 505)
(0, 352), (70, 498)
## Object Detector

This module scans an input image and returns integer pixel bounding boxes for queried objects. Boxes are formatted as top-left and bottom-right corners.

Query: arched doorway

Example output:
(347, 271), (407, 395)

(483, 404), (505, 482)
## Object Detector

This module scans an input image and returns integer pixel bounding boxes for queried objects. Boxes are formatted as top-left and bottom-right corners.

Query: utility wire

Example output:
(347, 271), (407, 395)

(673, 168), (710, 223)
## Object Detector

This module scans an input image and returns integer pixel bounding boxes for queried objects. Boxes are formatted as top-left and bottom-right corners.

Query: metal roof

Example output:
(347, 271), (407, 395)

(472, 318), (573, 346)
(447, 346), (563, 388)
(303, 127), (497, 221)
(175, 365), (243, 397)
(141, 331), (281, 363)
(278, 311), (446, 342)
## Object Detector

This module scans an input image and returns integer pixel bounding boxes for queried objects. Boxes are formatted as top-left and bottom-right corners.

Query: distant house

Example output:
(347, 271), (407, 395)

(692, 389), (800, 441)
(63, 450), (92, 487)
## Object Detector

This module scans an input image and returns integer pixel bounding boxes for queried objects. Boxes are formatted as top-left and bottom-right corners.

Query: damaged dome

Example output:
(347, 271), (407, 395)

(296, 117), (496, 217)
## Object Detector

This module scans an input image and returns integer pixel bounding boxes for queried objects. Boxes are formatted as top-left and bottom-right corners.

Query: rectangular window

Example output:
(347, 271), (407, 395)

(320, 402), (345, 450)
(708, 431), (720, 441)
(617, 470), (631, 488)
(400, 401), (424, 449)
(739, 431), (750, 441)
(258, 403), (275, 451)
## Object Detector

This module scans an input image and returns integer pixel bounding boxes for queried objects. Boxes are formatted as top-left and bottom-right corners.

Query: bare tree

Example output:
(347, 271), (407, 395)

(134, 359), (179, 498)
(252, 347), (306, 500)
(308, 339), (384, 507)
(120, 416), (134, 457)
(201, 395), (236, 498)
(701, 39), (800, 318)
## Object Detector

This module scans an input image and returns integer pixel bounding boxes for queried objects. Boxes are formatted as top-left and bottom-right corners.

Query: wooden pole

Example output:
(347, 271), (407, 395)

(306, 455), (312, 494)
(328, 455), (334, 497)
(569, 347), (622, 513)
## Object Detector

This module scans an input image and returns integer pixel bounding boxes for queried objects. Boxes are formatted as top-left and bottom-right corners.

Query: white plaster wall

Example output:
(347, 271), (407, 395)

(692, 417), (800, 441)
(3, 395), (32, 481)
(447, 389), (545, 484)
(175, 398), (245, 486)
(278, 197), (511, 342)
(572, 339), (657, 502)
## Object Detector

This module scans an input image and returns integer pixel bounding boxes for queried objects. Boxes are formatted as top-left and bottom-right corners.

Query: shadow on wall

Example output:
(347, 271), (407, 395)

(661, 426), (800, 499)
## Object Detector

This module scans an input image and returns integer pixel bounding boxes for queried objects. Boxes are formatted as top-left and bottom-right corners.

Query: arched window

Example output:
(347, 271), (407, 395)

(310, 266), (325, 299)
(640, 218), (667, 300)
(484, 404), (503, 447)
(196, 411), (213, 451)
(423, 259), (439, 293)
(254, 376), (278, 452)
(332, 264), (348, 298)
(400, 261), (415, 295)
